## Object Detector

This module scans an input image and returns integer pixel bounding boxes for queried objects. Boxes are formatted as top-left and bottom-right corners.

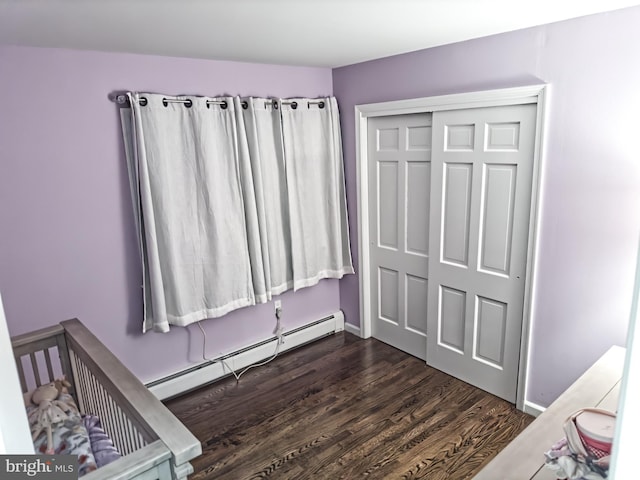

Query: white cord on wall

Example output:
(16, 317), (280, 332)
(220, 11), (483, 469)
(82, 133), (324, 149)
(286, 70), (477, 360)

(197, 308), (284, 383)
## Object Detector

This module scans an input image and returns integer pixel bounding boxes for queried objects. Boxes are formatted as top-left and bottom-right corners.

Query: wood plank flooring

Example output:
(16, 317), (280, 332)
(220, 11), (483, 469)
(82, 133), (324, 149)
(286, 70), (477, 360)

(166, 332), (533, 479)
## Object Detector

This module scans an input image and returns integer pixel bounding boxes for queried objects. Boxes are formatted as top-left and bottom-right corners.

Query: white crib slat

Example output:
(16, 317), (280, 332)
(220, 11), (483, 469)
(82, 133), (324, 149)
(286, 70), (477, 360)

(29, 352), (41, 387)
(117, 406), (134, 456)
(113, 399), (130, 455)
(134, 423), (145, 451)
(123, 406), (136, 455)
(82, 360), (95, 415)
(51, 332), (76, 398)
(89, 361), (101, 414)
(128, 419), (140, 452)
(44, 348), (55, 383)
(102, 373), (131, 455)
(16, 356), (28, 392)
(95, 369), (121, 452)
(105, 392), (124, 455)
(71, 350), (89, 413)
(82, 359), (96, 417)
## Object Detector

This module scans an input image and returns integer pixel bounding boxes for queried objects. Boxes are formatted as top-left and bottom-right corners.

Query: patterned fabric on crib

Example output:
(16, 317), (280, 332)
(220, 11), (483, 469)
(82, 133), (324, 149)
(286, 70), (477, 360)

(82, 414), (121, 467)
(27, 392), (98, 477)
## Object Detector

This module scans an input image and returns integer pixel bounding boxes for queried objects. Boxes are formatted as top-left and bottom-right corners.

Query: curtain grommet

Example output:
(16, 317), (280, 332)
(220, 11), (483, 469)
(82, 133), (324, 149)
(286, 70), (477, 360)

(139, 96), (148, 106)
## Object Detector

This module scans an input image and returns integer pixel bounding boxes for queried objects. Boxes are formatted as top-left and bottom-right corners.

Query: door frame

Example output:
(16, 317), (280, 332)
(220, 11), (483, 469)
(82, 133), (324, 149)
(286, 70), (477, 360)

(355, 85), (549, 411)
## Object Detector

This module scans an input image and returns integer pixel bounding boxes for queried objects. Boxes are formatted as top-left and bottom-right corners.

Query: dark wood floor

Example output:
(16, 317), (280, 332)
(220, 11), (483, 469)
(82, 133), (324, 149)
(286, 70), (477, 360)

(166, 332), (533, 479)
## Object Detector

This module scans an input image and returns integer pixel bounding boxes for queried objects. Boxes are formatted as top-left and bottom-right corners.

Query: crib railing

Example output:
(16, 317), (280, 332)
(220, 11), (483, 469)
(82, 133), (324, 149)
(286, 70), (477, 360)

(11, 324), (74, 395)
(11, 319), (201, 480)
(69, 348), (148, 456)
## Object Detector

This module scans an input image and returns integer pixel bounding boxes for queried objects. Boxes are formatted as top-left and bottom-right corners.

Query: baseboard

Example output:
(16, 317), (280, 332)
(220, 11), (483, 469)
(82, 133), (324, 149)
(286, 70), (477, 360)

(147, 310), (344, 401)
(344, 322), (362, 338)
(523, 400), (546, 417)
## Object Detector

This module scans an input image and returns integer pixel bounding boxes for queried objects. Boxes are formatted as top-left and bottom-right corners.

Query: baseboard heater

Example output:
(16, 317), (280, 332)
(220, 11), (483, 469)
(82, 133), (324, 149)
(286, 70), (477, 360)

(147, 310), (344, 401)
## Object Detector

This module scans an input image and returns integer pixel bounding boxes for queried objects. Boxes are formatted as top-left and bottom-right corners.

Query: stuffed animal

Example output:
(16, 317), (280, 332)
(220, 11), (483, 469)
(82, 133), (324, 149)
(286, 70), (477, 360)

(27, 379), (77, 454)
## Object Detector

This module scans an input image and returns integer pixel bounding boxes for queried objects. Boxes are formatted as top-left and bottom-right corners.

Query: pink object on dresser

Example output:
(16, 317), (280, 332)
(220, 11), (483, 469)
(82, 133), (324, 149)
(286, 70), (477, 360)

(575, 410), (616, 455)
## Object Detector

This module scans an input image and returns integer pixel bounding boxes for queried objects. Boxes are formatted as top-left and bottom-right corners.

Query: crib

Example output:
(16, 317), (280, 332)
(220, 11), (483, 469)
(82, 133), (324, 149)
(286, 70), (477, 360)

(11, 318), (202, 480)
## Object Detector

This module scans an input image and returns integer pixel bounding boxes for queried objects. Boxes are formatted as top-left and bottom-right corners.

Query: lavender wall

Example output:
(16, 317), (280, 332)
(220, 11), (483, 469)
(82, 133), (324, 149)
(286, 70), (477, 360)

(0, 46), (336, 383)
(333, 7), (640, 407)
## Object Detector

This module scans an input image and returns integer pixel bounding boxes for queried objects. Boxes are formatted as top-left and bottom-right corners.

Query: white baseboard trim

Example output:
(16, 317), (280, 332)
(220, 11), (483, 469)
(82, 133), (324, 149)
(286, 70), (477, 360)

(523, 400), (546, 417)
(147, 310), (344, 401)
(344, 322), (362, 338)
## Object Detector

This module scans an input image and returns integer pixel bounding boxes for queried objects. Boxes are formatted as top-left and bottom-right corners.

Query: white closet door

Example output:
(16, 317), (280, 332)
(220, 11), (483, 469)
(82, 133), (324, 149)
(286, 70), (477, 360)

(427, 104), (536, 402)
(368, 114), (432, 360)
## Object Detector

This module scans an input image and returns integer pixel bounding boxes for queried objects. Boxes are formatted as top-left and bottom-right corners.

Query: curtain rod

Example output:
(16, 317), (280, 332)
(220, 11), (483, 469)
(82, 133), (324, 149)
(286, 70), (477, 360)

(264, 100), (326, 110)
(114, 94), (325, 110)
(115, 95), (228, 108)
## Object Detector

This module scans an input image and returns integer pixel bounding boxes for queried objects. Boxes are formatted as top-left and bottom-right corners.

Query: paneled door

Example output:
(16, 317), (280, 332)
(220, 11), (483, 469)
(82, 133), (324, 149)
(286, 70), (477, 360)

(368, 113), (432, 360)
(427, 104), (536, 402)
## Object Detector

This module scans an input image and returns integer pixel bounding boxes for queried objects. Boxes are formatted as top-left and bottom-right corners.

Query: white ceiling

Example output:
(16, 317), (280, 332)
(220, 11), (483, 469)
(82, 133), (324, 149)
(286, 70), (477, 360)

(1, 0), (639, 68)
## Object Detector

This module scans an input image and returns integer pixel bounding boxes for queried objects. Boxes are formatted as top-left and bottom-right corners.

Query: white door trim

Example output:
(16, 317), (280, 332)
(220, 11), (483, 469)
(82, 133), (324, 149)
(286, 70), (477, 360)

(355, 85), (549, 410)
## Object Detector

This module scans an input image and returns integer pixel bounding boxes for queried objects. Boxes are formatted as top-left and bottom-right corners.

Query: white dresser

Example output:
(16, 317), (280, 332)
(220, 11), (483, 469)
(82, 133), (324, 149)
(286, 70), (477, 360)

(474, 346), (625, 480)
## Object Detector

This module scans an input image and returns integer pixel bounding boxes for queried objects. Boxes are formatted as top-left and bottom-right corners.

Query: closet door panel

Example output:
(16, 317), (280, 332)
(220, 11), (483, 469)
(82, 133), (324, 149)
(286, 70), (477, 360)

(427, 104), (537, 403)
(368, 113), (432, 360)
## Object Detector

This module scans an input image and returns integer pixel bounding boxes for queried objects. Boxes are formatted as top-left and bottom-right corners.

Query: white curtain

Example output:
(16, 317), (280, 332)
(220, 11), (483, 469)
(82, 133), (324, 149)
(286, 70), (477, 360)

(122, 93), (353, 333)
(242, 98), (293, 296)
(280, 97), (354, 290)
